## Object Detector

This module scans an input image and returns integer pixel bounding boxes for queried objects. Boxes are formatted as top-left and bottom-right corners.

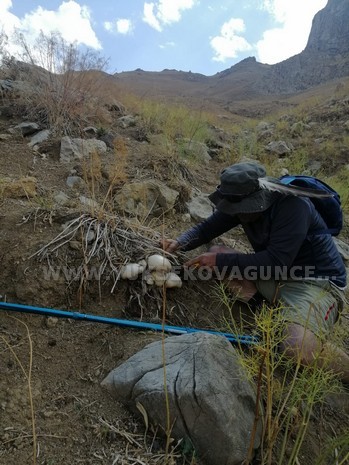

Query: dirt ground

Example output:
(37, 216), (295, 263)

(0, 115), (349, 465)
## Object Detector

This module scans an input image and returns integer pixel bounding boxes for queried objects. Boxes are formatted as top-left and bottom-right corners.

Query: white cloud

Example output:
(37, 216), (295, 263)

(0, 0), (101, 53)
(257, 0), (327, 63)
(116, 19), (132, 34)
(0, 0), (21, 54)
(210, 18), (253, 62)
(104, 18), (133, 35)
(159, 41), (175, 49)
(104, 21), (113, 32)
(143, 0), (197, 31)
(143, 3), (162, 31)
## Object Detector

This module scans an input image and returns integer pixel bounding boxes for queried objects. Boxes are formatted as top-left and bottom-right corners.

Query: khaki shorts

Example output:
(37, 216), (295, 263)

(255, 279), (344, 337)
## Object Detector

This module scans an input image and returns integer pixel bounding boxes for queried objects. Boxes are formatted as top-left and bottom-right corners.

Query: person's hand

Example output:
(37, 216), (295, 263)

(184, 253), (217, 270)
(161, 238), (180, 253)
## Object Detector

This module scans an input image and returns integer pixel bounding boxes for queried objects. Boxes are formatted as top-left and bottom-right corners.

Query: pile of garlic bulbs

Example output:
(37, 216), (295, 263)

(120, 254), (182, 288)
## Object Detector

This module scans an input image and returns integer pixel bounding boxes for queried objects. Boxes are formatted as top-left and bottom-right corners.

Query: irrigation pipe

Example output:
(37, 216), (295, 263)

(0, 301), (258, 346)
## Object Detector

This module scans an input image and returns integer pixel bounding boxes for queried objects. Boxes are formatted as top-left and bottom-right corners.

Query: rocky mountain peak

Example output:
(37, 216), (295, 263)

(306, 0), (349, 55)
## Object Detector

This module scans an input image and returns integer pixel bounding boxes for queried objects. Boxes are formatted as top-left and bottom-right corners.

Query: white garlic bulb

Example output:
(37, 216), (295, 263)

(152, 271), (169, 287)
(144, 271), (155, 285)
(138, 259), (147, 272)
(147, 254), (172, 272)
(165, 272), (182, 288)
(120, 263), (143, 280)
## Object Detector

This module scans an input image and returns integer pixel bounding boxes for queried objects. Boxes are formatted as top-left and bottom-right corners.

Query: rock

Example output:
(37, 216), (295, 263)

(265, 140), (292, 156)
(186, 194), (214, 222)
(1, 177), (37, 198)
(180, 139), (211, 163)
(324, 391), (349, 415)
(60, 136), (107, 163)
(280, 168), (289, 176)
(14, 122), (40, 136)
(99, 133), (115, 149)
(290, 122), (311, 136)
(83, 126), (98, 136)
(306, 160), (323, 175)
(181, 213), (191, 223)
(79, 196), (99, 210)
(102, 332), (261, 465)
(0, 134), (12, 141)
(314, 138), (325, 145)
(257, 129), (274, 142)
(107, 101), (126, 114)
(256, 121), (274, 132)
(28, 129), (50, 148)
(117, 115), (137, 128)
(0, 79), (13, 92)
(114, 181), (179, 217)
(66, 176), (86, 189)
(54, 191), (70, 206)
(344, 120), (349, 131)
(46, 317), (59, 328)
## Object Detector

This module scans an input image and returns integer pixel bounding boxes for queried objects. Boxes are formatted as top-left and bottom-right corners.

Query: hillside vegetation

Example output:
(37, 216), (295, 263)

(0, 33), (349, 465)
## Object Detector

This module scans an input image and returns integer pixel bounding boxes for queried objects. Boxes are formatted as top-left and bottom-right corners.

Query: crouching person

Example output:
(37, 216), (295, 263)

(163, 162), (349, 383)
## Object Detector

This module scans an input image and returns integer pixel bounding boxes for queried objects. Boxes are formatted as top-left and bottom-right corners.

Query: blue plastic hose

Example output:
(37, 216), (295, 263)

(0, 301), (258, 345)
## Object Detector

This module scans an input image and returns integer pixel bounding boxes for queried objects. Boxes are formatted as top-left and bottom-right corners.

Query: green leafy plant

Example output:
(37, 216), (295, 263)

(214, 282), (343, 465)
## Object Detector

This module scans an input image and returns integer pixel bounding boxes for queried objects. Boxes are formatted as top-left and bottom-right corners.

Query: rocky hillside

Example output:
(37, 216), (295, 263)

(1, 28), (349, 465)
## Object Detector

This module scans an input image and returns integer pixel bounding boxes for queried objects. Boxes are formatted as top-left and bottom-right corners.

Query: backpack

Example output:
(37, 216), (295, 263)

(279, 175), (343, 236)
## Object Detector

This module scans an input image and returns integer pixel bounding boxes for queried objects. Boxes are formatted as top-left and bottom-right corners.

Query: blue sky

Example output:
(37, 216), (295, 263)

(0, 0), (328, 76)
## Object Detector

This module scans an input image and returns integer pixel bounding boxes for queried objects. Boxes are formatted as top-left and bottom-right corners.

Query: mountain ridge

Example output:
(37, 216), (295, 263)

(114, 0), (349, 106)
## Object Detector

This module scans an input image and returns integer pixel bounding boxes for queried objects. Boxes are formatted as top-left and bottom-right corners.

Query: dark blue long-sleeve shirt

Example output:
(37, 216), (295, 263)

(176, 195), (346, 287)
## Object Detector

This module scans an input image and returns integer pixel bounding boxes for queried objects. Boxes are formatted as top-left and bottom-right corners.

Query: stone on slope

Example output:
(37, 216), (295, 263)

(102, 332), (261, 465)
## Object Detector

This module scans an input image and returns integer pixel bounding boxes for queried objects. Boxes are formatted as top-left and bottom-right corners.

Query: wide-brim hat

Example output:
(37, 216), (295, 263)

(208, 162), (279, 215)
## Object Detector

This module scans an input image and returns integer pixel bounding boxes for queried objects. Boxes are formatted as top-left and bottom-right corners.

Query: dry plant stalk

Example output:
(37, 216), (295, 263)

(30, 213), (172, 293)
(101, 136), (129, 212)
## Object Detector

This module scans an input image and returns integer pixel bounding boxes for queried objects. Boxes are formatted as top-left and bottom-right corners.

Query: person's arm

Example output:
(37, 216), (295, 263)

(215, 197), (312, 276)
(176, 210), (240, 251)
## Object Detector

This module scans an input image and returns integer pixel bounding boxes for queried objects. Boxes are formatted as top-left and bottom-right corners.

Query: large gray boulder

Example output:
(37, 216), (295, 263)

(114, 181), (179, 217)
(60, 136), (107, 162)
(265, 140), (292, 156)
(102, 332), (261, 465)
